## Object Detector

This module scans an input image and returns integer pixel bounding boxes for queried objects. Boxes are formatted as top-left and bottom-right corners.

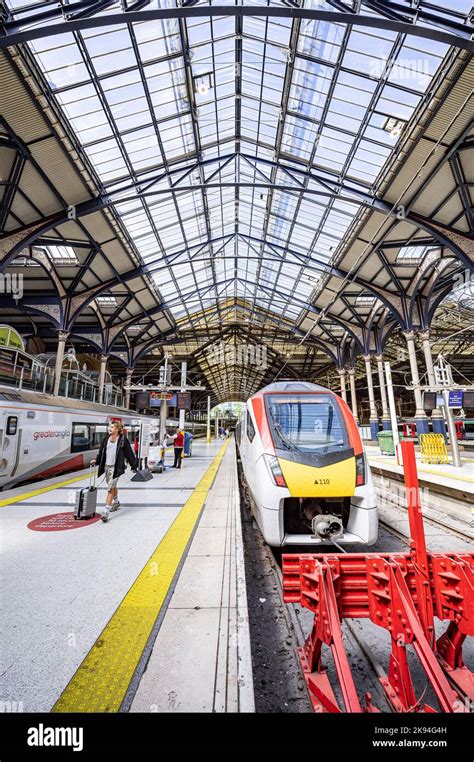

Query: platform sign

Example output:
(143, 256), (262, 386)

(463, 391), (474, 409)
(150, 392), (176, 407)
(177, 392), (191, 411)
(135, 391), (150, 409)
(423, 391), (437, 411)
(139, 422), (152, 460)
(448, 390), (464, 408)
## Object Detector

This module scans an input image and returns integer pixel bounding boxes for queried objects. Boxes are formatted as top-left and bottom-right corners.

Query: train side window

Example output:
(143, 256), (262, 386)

(91, 425), (108, 448)
(71, 423), (91, 453)
(6, 416), (18, 435)
(92, 425), (108, 447)
(246, 411), (256, 443)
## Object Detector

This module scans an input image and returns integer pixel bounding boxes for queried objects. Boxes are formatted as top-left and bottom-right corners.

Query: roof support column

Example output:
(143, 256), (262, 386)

(404, 331), (429, 435)
(124, 367), (133, 410)
(376, 353), (391, 430)
(53, 330), (69, 397)
(420, 330), (444, 434)
(207, 395), (211, 444)
(179, 361), (187, 431)
(98, 354), (108, 405)
(347, 367), (359, 425)
(363, 354), (379, 441)
(336, 367), (347, 404)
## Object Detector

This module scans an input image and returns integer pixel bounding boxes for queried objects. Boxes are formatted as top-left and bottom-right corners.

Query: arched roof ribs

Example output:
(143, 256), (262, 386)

(1, 3), (473, 52)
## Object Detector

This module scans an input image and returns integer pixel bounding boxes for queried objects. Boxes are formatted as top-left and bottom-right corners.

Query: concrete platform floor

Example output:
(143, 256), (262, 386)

(0, 438), (254, 713)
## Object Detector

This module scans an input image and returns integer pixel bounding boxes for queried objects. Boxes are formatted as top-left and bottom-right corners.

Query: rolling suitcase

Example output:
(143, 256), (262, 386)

(74, 464), (98, 520)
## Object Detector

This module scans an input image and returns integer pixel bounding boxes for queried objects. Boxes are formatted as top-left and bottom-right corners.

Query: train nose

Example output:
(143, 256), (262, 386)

(277, 456), (356, 498)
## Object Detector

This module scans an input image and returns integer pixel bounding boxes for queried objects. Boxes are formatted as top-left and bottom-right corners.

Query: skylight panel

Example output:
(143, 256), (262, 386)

(96, 295), (118, 311)
(297, 19), (344, 63)
(356, 295), (376, 306)
(396, 245), (440, 263)
(46, 245), (79, 266)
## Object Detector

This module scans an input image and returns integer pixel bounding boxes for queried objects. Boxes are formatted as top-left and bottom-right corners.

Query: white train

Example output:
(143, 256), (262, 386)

(235, 381), (378, 547)
(0, 386), (159, 490)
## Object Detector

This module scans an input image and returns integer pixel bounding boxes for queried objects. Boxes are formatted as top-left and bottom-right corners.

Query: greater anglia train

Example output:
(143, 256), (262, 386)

(236, 381), (378, 547)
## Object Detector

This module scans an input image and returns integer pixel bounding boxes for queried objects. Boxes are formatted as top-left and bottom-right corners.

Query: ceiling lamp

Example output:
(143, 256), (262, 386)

(383, 116), (406, 138)
(194, 73), (213, 95)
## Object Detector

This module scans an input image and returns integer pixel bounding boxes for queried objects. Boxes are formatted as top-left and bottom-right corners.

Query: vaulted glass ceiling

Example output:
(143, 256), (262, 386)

(5, 0), (473, 397)
(5, 0), (455, 329)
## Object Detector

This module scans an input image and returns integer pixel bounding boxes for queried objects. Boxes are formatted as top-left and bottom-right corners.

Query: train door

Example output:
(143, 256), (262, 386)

(0, 413), (20, 478)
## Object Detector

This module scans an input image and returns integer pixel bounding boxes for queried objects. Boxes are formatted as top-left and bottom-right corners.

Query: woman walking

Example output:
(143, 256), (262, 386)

(92, 421), (137, 522)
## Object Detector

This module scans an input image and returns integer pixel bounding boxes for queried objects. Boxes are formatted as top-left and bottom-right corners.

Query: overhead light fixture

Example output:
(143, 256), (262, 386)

(194, 73), (213, 95)
(383, 116), (406, 138)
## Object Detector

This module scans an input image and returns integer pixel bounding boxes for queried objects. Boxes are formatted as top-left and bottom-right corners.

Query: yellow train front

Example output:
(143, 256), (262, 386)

(235, 381), (378, 547)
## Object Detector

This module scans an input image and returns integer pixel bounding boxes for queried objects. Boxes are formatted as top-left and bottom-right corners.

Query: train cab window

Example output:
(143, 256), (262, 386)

(246, 411), (256, 443)
(91, 425), (108, 448)
(6, 416), (18, 435)
(265, 394), (348, 453)
(71, 423), (91, 453)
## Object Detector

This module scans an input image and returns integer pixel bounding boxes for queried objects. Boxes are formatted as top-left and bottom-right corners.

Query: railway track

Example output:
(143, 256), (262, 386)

(238, 448), (472, 714)
(270, 547), (396, 712)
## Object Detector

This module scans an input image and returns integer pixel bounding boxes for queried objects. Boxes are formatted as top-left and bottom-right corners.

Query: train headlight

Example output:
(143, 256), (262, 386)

(356, 454), (366, 486)
(264, 455), (287, 488)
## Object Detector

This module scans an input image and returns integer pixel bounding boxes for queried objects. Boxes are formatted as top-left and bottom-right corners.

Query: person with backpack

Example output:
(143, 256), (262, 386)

(172, 427), (184, 469)
(91, 421), (137, 522)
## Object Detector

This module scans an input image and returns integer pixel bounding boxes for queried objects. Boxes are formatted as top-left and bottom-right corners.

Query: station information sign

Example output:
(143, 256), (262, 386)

(448, 390), (464, 408)
(176, 392), (191, 410)
(150, 392), (176, 407)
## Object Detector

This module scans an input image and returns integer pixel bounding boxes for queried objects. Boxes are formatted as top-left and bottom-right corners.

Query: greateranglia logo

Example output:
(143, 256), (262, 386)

(27, 723), (83, 752)
(33, 429), (71, 441)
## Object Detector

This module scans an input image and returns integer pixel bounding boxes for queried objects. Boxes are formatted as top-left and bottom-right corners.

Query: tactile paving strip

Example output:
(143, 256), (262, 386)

(52, 439), (229, 713)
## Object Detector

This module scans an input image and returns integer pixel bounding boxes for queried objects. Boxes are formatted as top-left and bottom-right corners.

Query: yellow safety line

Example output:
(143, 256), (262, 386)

(0, 472), (91, 508)
(53, 439), (229, 713)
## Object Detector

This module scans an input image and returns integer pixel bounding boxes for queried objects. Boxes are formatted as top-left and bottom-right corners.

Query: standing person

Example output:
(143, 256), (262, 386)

(225, 427), (230, 439)
(172, 427), (184, 469)
(92, 421), (137, 523)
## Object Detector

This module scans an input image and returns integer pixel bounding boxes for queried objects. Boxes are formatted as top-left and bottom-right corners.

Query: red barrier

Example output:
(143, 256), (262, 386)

(282, 441), (473, 713)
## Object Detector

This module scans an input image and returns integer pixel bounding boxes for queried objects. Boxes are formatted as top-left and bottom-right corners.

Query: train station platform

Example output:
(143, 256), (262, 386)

(366, 444), (474, 524)
(0, 438), (254, 713)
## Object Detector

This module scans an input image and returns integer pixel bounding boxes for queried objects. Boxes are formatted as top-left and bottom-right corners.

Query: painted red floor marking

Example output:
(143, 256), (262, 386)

(28, 512), (101, 532)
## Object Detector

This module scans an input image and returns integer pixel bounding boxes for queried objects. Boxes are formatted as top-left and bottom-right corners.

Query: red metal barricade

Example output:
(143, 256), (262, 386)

(282, 441), (473, 713)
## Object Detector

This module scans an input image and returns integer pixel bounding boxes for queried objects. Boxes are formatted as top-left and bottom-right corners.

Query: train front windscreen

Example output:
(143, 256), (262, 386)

(265, 394), (349, 454)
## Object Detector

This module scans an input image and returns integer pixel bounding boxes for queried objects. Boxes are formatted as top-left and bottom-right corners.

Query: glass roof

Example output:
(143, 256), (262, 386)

(5, 0), (463, 341)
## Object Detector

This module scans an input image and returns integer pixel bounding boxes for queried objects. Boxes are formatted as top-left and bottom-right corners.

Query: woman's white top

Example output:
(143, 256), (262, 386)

(106, 438), (118, 466)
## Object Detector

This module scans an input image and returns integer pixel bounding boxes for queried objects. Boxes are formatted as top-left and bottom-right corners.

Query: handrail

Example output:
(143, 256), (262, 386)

(0, 348), (124, 406)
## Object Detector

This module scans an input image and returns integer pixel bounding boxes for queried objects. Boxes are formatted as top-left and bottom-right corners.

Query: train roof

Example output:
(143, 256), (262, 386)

(250, 381), (331, 398)
(0, 385), (153, 418)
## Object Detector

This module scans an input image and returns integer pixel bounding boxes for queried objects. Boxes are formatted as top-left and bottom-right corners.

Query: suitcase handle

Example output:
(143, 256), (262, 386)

(89, 462), (97, 490)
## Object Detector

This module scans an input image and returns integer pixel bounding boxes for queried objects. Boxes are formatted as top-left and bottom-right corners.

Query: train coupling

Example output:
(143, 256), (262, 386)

(311, 514), (344, 540)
